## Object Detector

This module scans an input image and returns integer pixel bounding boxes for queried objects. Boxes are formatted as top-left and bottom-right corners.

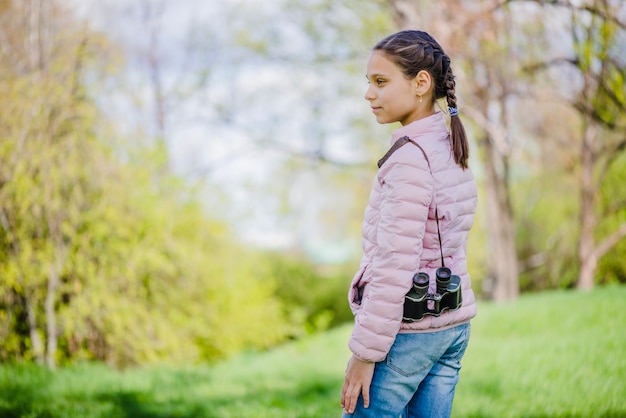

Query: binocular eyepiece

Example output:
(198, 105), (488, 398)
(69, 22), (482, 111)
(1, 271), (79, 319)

(402, 267), (462, 322)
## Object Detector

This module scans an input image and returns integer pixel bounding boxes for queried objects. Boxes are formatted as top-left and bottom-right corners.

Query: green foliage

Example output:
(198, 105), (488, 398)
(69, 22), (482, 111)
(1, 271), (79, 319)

(0, 62), (345, 367)
(514, 168), (580, 291)
(0, 116), (298, 366)
(3, 0), (624, 373)
(1, 285), (625, 417)
(0, 2), (306, 368)
(265, 252), (354, 336)
(0, 23), (109, 364)
(466, 183), (489, 296)
(573, 4), (626, 130)
(598, 238), (626, 285)
(597, 151), (626, 284)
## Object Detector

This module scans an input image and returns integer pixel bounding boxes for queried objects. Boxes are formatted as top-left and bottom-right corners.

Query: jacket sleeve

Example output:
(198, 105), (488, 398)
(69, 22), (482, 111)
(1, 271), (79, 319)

(348, 152), (433, 362)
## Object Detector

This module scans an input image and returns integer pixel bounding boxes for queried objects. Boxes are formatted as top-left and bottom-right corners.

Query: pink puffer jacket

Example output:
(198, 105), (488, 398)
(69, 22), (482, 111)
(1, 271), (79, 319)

(348, 112), (478, 363)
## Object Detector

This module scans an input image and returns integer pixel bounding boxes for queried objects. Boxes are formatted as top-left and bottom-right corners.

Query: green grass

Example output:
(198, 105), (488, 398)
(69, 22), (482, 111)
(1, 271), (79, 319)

(454, 285), (626, 418)
(1, 285), (625, 417)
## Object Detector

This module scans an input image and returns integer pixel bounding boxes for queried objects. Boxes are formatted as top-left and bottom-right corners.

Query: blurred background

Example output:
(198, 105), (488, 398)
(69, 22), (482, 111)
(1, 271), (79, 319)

(1, 0), (625, 374)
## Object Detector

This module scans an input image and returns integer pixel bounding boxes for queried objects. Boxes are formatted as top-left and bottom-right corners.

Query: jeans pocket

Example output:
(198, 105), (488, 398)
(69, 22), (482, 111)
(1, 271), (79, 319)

(385, 325), (471, 378)
(386, 348), (435, 378)
(385, 334), (438, 377)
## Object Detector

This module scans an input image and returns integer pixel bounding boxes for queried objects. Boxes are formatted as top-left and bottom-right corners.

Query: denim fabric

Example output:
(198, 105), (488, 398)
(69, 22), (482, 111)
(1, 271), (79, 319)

(342, 323), (470, 418)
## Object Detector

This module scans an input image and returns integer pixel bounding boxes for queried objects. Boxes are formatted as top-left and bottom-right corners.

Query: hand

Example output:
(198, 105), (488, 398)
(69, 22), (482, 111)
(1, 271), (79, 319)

(341, 354), (375, 414)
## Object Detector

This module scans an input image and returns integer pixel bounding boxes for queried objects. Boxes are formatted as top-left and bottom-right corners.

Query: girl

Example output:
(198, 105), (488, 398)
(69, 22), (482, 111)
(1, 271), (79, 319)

(341, 30), (478, 418)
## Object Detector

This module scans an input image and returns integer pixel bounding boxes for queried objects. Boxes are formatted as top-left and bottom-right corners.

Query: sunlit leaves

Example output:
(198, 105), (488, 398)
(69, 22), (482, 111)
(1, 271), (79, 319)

(0, 0), (294, 368)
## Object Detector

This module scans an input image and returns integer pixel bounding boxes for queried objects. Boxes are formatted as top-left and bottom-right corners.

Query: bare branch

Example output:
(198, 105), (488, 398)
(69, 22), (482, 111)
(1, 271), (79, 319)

(462, 104), (511, 156)
(572, 102), (621, 130)
(501, 0), (626, 30)
(594, 221), (626, 260)
(597, 78), (626, 113)
(522, 57), (579, 73)
(524, 57), (625, 130)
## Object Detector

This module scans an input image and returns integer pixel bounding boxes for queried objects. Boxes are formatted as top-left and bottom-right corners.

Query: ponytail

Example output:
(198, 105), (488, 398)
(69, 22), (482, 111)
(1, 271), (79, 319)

(445, 69), (469, 169)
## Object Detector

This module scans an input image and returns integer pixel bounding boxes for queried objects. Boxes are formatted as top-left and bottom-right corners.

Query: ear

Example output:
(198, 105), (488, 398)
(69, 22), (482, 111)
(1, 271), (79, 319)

(413, 70), (433, 97)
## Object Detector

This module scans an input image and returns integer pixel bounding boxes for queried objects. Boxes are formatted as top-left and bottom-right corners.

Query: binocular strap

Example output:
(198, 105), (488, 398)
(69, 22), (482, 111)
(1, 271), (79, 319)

(378, 136), (445, 268)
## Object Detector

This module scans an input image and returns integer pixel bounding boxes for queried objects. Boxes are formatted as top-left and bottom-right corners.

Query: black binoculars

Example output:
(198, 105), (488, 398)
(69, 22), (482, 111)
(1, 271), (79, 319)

(402, 267), (462, 322)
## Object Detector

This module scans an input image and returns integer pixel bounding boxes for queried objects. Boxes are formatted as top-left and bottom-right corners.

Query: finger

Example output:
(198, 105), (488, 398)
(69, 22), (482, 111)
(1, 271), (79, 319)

(362, 382), (370, 409)
(341, 378), (353, 409)
(346, 386), (360, 414)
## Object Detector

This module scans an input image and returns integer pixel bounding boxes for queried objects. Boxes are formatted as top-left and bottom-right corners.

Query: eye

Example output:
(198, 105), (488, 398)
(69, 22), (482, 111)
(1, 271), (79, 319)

(376, 78), (385, 85)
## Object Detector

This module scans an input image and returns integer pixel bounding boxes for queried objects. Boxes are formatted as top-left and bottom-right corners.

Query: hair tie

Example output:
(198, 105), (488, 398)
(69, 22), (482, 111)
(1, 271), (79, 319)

(448, 107), (459, 117)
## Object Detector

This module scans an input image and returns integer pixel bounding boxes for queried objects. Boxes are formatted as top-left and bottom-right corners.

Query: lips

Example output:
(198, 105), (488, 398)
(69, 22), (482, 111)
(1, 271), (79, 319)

(371, 106), (382, 113)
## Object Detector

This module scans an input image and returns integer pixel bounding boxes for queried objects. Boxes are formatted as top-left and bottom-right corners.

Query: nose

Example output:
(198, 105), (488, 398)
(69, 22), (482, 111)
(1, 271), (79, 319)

(364, 85), (375, 101)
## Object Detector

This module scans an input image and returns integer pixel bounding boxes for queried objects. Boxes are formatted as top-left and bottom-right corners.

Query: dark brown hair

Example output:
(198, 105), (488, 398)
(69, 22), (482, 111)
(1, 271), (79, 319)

(374, 30), (469, 169)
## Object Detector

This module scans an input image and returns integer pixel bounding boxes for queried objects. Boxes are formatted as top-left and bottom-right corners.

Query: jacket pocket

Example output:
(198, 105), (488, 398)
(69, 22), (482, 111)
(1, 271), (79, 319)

(349, 263), (369, 309)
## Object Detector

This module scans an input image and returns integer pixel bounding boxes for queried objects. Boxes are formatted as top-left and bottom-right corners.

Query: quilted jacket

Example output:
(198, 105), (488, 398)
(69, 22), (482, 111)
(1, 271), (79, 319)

(348, 112), (478, 363)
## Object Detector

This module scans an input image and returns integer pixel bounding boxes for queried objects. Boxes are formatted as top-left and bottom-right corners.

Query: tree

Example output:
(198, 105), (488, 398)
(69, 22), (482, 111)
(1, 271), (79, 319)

(0, 0), (107, 368)
(0, 0), (296, 368)
(570, 0), (626, 290)
(520, 0), (626, 290)
(385, 0), (626, 295)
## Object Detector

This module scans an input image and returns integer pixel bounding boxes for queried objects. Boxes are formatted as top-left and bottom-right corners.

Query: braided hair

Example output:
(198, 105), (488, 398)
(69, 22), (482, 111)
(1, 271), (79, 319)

(374, 30), (469, 169)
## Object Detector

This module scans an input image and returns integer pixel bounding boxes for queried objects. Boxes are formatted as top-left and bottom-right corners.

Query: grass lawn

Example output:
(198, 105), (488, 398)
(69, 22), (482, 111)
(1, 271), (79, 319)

(1, 285), (625, 417)
(453, 285), (626, 417)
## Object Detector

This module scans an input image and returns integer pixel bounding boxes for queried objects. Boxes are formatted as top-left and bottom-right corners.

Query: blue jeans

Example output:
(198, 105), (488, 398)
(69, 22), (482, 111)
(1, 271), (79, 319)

(342, 323), (470, 418)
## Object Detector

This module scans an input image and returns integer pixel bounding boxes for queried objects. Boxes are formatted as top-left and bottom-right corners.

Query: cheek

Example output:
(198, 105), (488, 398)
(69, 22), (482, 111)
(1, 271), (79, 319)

(378, 89), (392, 105)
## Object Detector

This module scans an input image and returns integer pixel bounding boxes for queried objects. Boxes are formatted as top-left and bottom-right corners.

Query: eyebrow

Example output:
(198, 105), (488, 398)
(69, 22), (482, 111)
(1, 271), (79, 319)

(366, 73), (389, 79)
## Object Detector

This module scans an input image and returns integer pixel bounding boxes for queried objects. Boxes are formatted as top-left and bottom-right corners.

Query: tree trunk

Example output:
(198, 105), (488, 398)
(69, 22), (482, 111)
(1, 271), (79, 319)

(25, 293), (44, 364)
(45, 266), (59, 369)
(472, 86), (518, 301)
(483, 133), (519, 301)
(577, 120), (598, 290)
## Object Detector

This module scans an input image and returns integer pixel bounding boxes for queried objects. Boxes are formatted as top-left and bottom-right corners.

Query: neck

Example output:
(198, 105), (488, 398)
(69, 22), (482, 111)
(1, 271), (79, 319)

(401, 107), (436, 126)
